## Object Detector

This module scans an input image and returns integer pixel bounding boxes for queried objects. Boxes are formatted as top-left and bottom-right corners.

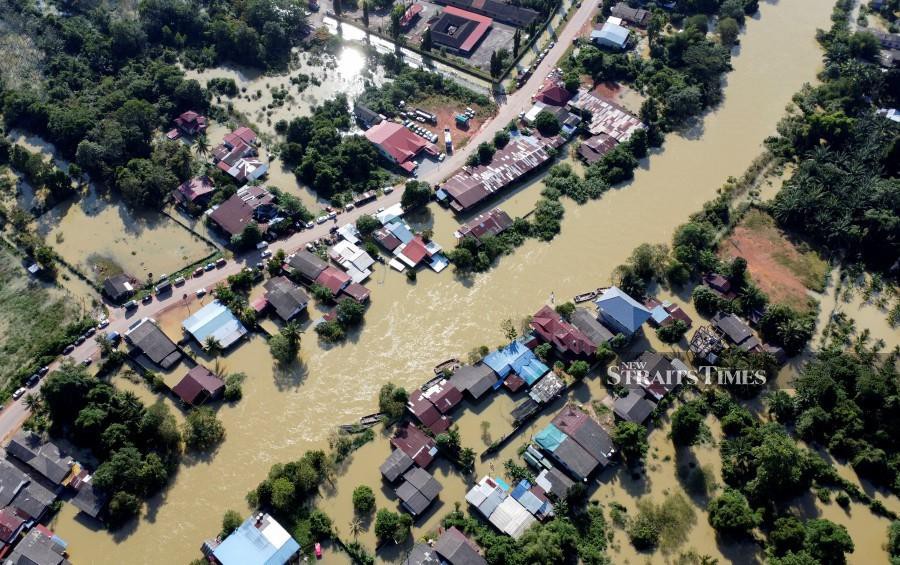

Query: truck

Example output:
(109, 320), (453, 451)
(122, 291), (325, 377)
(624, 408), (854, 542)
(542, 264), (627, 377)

(444, 128), (453, 152)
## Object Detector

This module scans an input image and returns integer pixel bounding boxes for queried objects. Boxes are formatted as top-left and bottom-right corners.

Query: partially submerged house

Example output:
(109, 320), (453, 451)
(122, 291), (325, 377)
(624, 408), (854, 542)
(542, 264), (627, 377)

(212, 512), (300, 565)
(577, 134), (617, 164)
(535, 467), (574, 500)
(449, 363), (498, 400)
(534, 423), (599, 481)
(453, 208), (513, 244)
(570, 307), (614, 346)
(4, 527), (70, 565)
(101, 274), (134, 304)
(174, 110), (208, 136)
(614, 390), (657, 424)
(551, 404), (616, 468)
(712, 312), (759, 351)
(391, 423), (438, 468)
(328, 240), (375, 283)
(212, 127), (268, 184)
(207, 185), (276, 240)
(432, 527), (486, 565)
(172, 365), (225, 406)
(364, 121), (436, 174)
(567, 90), (645, 142)
(530, 305), (597, 358)
(0, 460), (58, 523)
(380, 449), (414, 483)
(395, 467), (442, 516)
(125, 318), (182, 369)
(285, 250), (327, 283)
(6, 433), (73, 487)
(263, 276), (309, 321)
(182, 300), (248, 350)
(408, 390), (452, 434)
(353, 104), (383, 129)
(465, 476), (537, 539)
(173, 176), (216, 208)
(595, 286), (652, 337)
(314, 266), (351, 296)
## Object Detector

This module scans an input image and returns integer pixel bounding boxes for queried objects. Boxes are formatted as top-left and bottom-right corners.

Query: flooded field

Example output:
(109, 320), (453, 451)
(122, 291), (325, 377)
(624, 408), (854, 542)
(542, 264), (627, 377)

(46, 0), (852, 561)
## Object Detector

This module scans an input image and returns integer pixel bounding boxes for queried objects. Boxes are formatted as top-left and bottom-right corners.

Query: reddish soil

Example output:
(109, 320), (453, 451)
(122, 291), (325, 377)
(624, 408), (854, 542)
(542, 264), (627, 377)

(720, 222), (811, 308)
(414, 100), (489, 150)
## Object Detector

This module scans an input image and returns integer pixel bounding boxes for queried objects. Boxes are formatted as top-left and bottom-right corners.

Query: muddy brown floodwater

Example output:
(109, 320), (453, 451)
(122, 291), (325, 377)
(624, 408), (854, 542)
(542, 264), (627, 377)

(50, 0), (842, 562)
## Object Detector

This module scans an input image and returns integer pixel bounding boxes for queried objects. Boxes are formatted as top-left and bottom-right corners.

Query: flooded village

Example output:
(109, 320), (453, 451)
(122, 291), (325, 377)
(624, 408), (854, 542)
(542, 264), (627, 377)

(0, 0), (898, 563)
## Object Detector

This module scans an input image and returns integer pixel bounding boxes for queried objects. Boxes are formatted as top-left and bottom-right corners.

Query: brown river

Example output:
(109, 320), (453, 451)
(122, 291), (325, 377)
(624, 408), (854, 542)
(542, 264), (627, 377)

(48, 0), (876, 562)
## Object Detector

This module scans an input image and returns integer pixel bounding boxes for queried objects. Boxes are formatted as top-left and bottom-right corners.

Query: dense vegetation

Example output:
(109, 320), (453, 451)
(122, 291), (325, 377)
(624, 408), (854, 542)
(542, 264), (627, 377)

(34, 362), (182, 526)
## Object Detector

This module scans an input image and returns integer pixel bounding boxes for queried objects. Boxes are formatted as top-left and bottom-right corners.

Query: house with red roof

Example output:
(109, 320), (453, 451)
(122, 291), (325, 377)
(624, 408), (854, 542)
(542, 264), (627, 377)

(212, 127), (268, 183)
(423, 379), (464, 414)
(314, 266), (351, 295)
(534, 82), (573, 107)
(173, 176), (216, 208)
(172, 365), (225, 406)
(208, 185), (276, 238)
(364, 121), (435, 174)
(407, 390), (452, 434)
(0, 507), (26, 553)
(340, 282), (371, 304)
(530, 305), (597, 358)
(400, 3), (423, 27)
(391, 423), (438, 467)
(453, 208), (513, 243)
(174, 110), (208, 135)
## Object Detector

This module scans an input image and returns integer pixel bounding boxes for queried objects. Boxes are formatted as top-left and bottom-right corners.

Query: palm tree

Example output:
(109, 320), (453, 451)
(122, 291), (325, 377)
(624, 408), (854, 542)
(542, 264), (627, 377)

(212, 358), (228, 379)
(24, 394), (42, 412)
(194, 133), (210, 158)
(348, 518), (362, 540)
(281, 321), (302, 349)
(204, 336), (223, 357)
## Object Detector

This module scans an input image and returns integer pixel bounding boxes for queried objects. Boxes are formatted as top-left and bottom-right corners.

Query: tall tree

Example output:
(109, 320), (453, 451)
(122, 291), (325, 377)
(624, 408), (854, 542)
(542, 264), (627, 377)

(422, 27), (432, 51)
(362, 1), (369, 27)
(334, 0), (342, 16)
(513, 28), (521, 57)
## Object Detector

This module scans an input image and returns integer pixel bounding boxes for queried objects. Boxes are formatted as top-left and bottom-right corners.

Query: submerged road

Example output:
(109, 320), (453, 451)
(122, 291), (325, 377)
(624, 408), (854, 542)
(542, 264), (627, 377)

(0, 0), (600, 442)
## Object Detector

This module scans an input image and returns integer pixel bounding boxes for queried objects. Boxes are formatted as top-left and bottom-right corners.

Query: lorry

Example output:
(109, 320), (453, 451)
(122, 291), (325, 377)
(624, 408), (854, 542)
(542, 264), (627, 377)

(444, 128), (452, 152)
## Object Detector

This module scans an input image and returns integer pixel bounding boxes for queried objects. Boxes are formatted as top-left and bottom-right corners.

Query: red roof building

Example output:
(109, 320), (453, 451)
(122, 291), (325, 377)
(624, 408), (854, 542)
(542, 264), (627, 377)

(453, 208), (513, 242)
(173, 176), (216, 206)
(391, 423), (438, 467)
(423, 380), (464, 414)
(401, 3), (423, 27)
(172, 365), (225, 406)
(340, 282), (371, 303)
(431, 7), (493, 54)
(223, 126), (257, 147)
(400, 236), (429, 266)
(534, 83), (573, 107)
(315, 266), (351, 295)
(174, 110), (208, 135)
(577, 134), (618, 165)
(364, 122), (433, 174)
(407, 390), (452, 433)
(0, 507), (26, 546)
(531, 305), (596, 358)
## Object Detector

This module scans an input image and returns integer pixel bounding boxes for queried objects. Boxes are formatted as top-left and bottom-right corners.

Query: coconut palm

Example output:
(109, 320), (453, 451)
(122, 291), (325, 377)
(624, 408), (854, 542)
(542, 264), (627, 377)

(204, 336), (223, 357)
(24, 394), (42, 412)
(280, 321), (302, 349)
(194, 133), (210, 158)
(348, 518), (362, 540)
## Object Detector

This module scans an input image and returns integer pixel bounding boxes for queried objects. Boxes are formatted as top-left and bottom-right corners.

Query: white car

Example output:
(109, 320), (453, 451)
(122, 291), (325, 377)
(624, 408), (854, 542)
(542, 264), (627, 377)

(12, 387), (26, 400)
(196, 288), (207, 298)
(377, 207), (385, 213)
(261, 249), (273, 258)
(384, 186), (394, 194)
(256, 241), (269, 250)
(97, 319), (110, 329)
(315, 216), (328, 224)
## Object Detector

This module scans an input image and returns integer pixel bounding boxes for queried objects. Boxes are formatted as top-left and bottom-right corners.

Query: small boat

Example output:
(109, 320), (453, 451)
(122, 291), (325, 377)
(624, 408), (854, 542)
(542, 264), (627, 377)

(359, 412), (385, 426)
(433, 357), (460, 375)
(315, 542), (322, 559)
(420, 374), (444, 391)
(573, 288), (603, 303)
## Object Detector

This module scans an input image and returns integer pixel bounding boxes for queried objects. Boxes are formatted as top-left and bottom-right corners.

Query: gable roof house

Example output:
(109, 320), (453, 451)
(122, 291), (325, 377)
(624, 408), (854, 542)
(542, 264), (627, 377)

(595, 286), (652, 337)
(433, 527), (487, 565)
(0, 460), (57, 523)
(407, 390), (452, 434)
(174, 110), (208, 135)
(6, 433), (74, 487)
(172, 365), (225, 406)
(625, 351), (679, 401)
(101, 274), (134, 303)
(285, 250), (328, 283)
(314, 266), (351, 296)
(712, 312), (761, 352)
(614, 390), (657, 424)
(182, 300), (248, 350)
(173, 176), (216, 208)
(380, 449), (415, 483)
(591, 21), (630, 50)
(364, 121), (436, 174)
(534, 82), (573, 107)
(125, 318), (182, 369)
(577, 134), (618, 164)
(430, 7), (493, 55)
(551, 404), (616, 468)
(391, 424), (439, 468)
(4, 527), (70, 565)
(208, 185), (276, 239)
(212, 127), (268, 184)
(213, 512), (300, 565)
(610, 2), (650, 26)
(450, 363), (498, 400)
(433, 0), (539, 27)
(570, 307), (614, 346)
(534, 423), (600, 480)
(530, 305), (597, 358)
(328, 240), (376, 283)
(263, 276), (309, 321)
(353, 104), (383, 129)
(395, 467), (443, 516)
(567, 90), (645, 142)
(453, 208), (513, 244)
(0, 507), (26, 550)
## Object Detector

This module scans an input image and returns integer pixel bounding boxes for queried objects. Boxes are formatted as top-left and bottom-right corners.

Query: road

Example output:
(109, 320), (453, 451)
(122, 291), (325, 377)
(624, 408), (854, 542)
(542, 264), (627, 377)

(0, 0), (599, 442)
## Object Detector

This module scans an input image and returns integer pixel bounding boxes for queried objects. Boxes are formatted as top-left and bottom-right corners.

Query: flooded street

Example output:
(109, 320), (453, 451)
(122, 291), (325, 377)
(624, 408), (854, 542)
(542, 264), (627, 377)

(48, 0), (842, 561)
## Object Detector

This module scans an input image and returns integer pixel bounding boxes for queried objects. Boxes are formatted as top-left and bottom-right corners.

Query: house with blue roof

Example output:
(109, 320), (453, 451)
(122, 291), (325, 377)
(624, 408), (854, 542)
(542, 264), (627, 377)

(595, 286), (652, 337)
(483, 340), (532, 378)
(182, 300), (248, 349)
(591, 22), (630, 50)
(212, 512), (299, 565)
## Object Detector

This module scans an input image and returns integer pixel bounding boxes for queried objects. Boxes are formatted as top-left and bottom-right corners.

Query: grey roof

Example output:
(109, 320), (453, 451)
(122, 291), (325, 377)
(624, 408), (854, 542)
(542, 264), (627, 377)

(0, 461), (29, 508)
(380, 449), (414, 482)
(712, 313), (753, 345)
(11, 481), (55, 520)
(404, 543), (440, 565)
(71, 481), (106, 519)
(287, 251), (327, 281)
(396, 483), (433, 516)
(551, 437), (598, 480)
(570, 308), (614, 345)
(434, 527), (486, 565)
(403, 467), (442, 500)
(568, 418), (615, 467)
(449, 363), (497, 399)
(124, 319), (181, 369)
(4, 528), (70, 565)
(354, 104), (382, 127)
(614, 390), (656, 424)
(263, 276), (309, 321)
(610, 2), (650, 25)
(101, 274), (133, 301)
(6, 432), (73, 485)
(536, 467), (574, 499)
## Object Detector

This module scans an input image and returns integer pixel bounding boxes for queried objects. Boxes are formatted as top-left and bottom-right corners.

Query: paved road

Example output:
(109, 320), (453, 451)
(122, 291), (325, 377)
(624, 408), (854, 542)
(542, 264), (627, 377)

(0, 0), (599, 442)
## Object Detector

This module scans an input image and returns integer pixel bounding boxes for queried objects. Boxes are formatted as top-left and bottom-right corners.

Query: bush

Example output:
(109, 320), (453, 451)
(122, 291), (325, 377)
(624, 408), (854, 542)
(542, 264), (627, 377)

(374, 509), (412, 544)
(657, 319), (689, 343)
(692, 285), (723, 316)
(221, 510), (243, 538)
(400, 180), (431, 209)
(182, 407), (225, 452)
(352, 485), (376, 514)
(707, 489), (758, 536)
(378, 383), (408, 421)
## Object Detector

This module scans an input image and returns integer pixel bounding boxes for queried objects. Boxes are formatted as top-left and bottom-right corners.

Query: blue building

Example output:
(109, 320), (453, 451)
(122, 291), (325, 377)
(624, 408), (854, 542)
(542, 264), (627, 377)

(212, 513), (300, 565)
(590, 22), (630, 50)
(594, 286), (652, 337)
(182, 300), (248, 349)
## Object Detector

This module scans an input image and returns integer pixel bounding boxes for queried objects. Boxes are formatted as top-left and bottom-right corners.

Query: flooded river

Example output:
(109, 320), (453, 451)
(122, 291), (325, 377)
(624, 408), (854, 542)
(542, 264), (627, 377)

(50, 0), (843, 561)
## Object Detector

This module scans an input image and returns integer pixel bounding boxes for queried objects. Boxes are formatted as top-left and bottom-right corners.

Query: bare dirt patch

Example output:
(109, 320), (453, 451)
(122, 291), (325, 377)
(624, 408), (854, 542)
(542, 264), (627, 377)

(413, 95), (492, 149)
(720, 209), (828, 309)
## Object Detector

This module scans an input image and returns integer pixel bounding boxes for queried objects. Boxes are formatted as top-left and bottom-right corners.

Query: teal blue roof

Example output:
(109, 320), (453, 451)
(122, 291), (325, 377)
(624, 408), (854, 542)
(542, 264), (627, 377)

(213, 515), (300, 565)
(595, 286), (652, 335)
(182, 300), (247, 349)
(535, 423), (566, 453)
(518, 358), (549, 386)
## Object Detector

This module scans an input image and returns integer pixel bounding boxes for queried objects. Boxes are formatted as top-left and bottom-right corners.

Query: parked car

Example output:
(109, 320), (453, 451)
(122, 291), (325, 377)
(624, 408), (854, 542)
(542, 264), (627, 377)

(97, 319), (110, 329)
(84, 327), (96, 338)
(305, 221), (315, 229)
(63, 345), (75, 355)
(124, 300), (138, 310)
(82, 358), (92, 367)
(106, 331), (121, 344)
(193, 267), (204, 277)
(261, 249), (273, 258)
(26, 375), (39, 387)
(384, 186), (394, 194)
(174, 276), (186, 286)
(12, 388), (27, 400)
(205, 263), (216, 271)
(142, 295), (153, 304)
(75, 336), (85, 345)
(216, 258), (227, 267)
(256, 241), (269, 250)
(38, 366), (49, 376)
(316, 216), (328, 224)
(196, 288), (207, 298)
